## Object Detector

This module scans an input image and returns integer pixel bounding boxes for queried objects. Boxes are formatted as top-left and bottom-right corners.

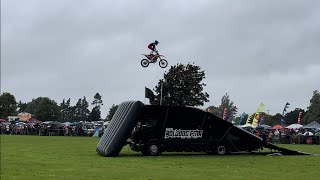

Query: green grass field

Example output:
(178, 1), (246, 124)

(1, 135), (319, 180)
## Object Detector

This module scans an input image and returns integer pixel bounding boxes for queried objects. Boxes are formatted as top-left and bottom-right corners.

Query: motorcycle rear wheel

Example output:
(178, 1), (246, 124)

(141, 59), (149, 67)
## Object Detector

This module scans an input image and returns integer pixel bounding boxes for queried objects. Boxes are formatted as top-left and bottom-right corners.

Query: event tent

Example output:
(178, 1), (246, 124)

(255, 124), (272, 130)
(240, 124), (252, 128)
(302, 132), (314, 136)
(286, 124), (303, 129)
(61, 122), (71, 126)
(302, 121), (320, 129)
(273, 125), (284, 129)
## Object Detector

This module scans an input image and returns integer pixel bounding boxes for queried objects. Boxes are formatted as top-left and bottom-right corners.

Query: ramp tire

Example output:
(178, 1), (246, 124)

(96, 101), (144, 157)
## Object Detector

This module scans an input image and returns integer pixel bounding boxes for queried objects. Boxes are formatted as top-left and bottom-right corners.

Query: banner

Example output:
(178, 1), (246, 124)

(282, 102), (290, 116)
(245, 103), (265, 127)
(246, 114), (253, 124)
(256, 103), (265, 113)
(297, 112), (302, 124)
(238, 112), (247, 125)
(251, 103), (265, 128)
(252, 113), (263, 128)
(259, 117), (265, 125)
(222, 107), (227, 120)
(227, 106), (237, 122)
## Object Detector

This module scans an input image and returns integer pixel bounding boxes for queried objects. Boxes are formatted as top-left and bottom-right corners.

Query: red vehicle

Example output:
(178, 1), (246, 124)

(141, 51), (168, 68)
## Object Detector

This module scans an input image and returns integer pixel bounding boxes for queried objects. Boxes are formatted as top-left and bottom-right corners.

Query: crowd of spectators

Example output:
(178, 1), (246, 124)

(0, 119), (107, 137)
(1, 119), (320, 145)
(244, 126), (320, 145)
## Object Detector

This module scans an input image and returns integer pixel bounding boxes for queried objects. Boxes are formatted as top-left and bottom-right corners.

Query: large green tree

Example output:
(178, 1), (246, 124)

(206, 105), (219, 116)
(92, 93), (103, 108)
(271, 113), (283, 126)
(67, 106), (77, 122)
(17, 100), (28, 113)
(89, 107), (101, 121)
(60, 98), (73, 122)
(217, 93), (236, 120)
(262, 114), (276, 126)
(25, 98), (37, 114)
(74, 97), (90, 122)
(153, 63), (209, 106)
(302, 90), (320, 124)
(89, 93), (103, 121)
(106, 104), (118, 121)
(284, 108), (306, 125)
(25, 97), (61, 121)
(0, 92), (17, 118)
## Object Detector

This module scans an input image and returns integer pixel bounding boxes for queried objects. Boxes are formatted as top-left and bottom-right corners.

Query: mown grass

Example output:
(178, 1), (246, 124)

(1, 135), (319, 180)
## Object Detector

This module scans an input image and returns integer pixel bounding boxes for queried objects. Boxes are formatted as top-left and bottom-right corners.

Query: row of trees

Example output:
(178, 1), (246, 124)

(0, 92), (117, 122)
(1, 63), (319, 124)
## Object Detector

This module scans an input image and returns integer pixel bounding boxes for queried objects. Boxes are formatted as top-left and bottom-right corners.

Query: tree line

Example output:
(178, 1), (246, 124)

(1, 63), (319, 124)
(0, 92), (117, 122)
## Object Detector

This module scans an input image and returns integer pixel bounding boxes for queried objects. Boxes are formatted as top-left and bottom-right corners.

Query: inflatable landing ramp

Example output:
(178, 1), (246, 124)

(96, 101), (310, 157)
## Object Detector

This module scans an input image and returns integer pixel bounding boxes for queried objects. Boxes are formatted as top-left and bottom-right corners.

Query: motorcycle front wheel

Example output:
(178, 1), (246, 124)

(141, 59), (149, 68)
(159, 59), (168, 68)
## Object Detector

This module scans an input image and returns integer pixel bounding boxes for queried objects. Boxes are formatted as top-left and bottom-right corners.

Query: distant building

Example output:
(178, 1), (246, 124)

(18, 112), (32, 121)
(7, 116), (19, 121)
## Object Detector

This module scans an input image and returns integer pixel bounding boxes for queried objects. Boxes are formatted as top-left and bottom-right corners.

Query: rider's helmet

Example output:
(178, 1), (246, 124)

(154, 40), (159, 45)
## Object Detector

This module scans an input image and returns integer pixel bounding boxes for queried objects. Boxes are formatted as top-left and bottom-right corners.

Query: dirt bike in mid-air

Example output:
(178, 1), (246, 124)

(141, 51), (168, 68)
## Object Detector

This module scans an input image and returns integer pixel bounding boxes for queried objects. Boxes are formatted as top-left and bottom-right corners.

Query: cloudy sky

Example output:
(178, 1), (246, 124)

(1, 0), (320, 117)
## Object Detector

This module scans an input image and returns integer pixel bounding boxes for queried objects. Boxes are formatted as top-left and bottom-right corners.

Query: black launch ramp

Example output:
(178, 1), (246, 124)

(96, 101), (144, 157)
(129, 105), (311, 156)
(264, 143), (311, 155)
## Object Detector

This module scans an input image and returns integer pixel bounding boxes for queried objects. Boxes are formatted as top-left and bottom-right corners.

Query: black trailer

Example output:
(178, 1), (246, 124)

(96, 101), (309, 157)
(129, 104), (264, 156)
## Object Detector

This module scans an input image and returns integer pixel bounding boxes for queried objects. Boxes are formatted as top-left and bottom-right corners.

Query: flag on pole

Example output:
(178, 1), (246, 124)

(281, 102), (290, 125)
(145, 87), (155, 103)
(282, 102), (290, 115)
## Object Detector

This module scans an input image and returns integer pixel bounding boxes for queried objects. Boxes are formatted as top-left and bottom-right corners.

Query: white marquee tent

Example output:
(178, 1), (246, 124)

(302, 121), (320, 129)
(286, 124), (303, 129)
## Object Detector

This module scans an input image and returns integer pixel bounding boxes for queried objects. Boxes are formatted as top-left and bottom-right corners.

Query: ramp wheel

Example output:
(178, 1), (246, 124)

(217, 146), (226, 155)
(146, 142), (161, 156)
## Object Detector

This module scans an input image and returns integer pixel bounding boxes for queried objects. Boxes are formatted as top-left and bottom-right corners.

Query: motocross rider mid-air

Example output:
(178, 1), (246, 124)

(141, 40), (168, 68)
(147, 40), (159, 62)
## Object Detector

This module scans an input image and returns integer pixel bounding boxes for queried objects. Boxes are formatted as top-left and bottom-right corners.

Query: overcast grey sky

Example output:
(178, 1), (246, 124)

(1, 0), (320, 117)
